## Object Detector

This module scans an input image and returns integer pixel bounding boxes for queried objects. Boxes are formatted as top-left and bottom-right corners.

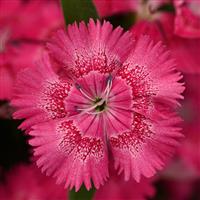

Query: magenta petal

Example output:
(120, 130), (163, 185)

(109, 113), (183, 181)
(94, 173), (155, 200)
(131, 15), (200, 74)
(0, 64), (14, 100)
(29, 119), (109, 191)
(174, 0), (200, 38)
(11, 54), (72, 130)
(117, 35), (184, 119)
(65, 71), (133, 136)
(47, 20), (134, 78)
(93, 0), (139, 17)
(0, 164), (66, 200)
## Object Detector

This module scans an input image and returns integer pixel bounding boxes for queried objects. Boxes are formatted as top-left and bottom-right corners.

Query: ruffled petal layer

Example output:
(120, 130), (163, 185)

(47, 19), (134, 78)
(117, 35), (184, 119)
(29, 119), (109, 191)
(11, 54), (72, 130)
(109, 113), (183, 181)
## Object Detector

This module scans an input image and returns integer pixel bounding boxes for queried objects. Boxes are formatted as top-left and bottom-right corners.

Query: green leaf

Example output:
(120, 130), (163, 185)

(68, 185), (96, 200)
(61, 0), (99, 25)
(157, 3), (175, 12)
(104, 12), (136, 30)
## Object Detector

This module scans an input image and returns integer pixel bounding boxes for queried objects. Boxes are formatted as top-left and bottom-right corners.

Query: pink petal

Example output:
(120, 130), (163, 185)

(0, 0), (20, 18)
(47, 19), (134, 78)
(109, 113), (183, 181)
(11, 54), (72, 130)
(0, 164), (66, 200)
(0, 64), (14, 100)
(0, 0), (64, 100)
(174, 0), (200, 38)
(131, 14), (200, 74)
(117, 35), (184, 119)
(65, 71), (133, 136)
(94, 171), (155, 200)
(93, 0), (139, 17)
(0, 0), (63, 41)
(29, 119), (109, 191)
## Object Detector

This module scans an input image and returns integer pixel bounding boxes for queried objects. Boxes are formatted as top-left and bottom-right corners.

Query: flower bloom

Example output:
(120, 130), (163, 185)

(0, 164), (66, 200)
(12, 19), (184, 191)
(94, 166), (155, 200)
(93, 0), (170, 18)
(0, 0), (63, 100)
(93, 0), (200, 39)
(131, 13), (200, 74)
(174, 0), (200, 38)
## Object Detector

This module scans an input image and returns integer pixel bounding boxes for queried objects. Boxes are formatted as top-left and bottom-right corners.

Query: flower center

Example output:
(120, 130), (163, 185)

(65, 71), (133, 135)
(65, 71), (133, 124)
(69, 72), (113, 115)
(94, 97), (106, 112)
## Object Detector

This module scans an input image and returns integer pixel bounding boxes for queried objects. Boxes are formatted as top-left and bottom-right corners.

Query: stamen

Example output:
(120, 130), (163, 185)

(95, 101), (106, 112)
(103, 74), (113, 101)
(106, 74), (113, 85)
(74, 74), (114, 115)
(75, 83), (94, 101)
(76, 98), (105, 114)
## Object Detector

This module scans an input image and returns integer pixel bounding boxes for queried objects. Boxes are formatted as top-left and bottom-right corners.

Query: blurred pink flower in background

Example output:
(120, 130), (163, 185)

(12, 19), (184, 191)
(93, 0), (138, 17)
(174, 0), (200, 38)
(93, 0), (200, 39)
(131, 13), (200, 74)
(160, 158), (200, 200)
(164, 179), (194, 200)
(94, 164), (155, 200)
(93, 0), (170, 18)
(0, 0), (63, 100)
(178, 74), (200, 174)
(0, 164), (66, 200)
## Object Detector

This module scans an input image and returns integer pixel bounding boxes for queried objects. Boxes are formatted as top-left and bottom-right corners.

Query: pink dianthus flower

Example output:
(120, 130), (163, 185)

(12, 20), (184, 191)
(93, 0), (170, 18)
(0, 164), (66, 200)
(0, 0), (63, 100)
(131, 13), (200, 74)
(94, 165), (155, 200)
(174, 0), (200, 38)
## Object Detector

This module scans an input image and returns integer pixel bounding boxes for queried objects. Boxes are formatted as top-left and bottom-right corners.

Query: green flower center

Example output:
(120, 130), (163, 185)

(94, 98), (106, 112)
